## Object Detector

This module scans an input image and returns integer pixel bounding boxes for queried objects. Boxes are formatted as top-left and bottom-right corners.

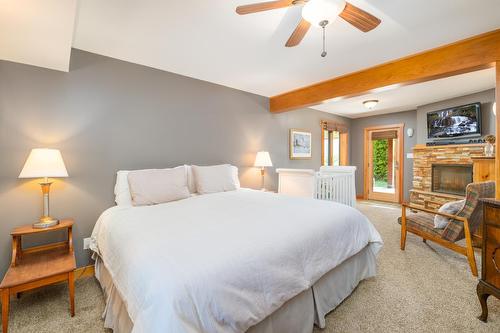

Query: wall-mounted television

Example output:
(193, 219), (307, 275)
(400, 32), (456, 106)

(427, 102), (481, 139)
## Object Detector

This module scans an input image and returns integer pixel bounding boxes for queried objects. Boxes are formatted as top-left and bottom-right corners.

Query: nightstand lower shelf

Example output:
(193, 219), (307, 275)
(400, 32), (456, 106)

(0, 247), (75, 289)
(1, 220), (76, 333)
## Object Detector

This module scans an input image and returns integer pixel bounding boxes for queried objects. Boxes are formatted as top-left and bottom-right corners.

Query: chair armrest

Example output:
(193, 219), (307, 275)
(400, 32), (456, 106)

(402, 202), (467, 223)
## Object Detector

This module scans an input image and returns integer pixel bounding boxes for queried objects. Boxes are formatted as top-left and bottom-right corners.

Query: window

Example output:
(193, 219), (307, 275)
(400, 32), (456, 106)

(322, 129), (340, 166)
(321, 121), (348, 166)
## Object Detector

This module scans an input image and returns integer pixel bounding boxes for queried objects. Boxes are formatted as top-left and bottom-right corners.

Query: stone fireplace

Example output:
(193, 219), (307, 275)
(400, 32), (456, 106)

(410, 144), (486, 209)
(431, 164), (473, 196)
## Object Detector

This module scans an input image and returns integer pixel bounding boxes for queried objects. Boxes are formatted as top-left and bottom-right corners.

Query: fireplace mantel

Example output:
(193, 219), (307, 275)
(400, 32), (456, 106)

(410, 143), (488, 208)
(411, 143), (487, 151)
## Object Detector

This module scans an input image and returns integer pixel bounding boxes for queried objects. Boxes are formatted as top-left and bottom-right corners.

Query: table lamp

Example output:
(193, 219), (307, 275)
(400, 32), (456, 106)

(254, 151), (273, 190)
(19, 148), (69, 229)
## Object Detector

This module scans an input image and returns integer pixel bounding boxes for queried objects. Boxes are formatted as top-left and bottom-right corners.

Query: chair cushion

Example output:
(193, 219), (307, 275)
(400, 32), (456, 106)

(398, 211), (444, 239)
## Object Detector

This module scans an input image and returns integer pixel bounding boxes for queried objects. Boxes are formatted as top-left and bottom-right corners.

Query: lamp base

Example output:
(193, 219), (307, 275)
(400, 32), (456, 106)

(32, 218), (59, 229)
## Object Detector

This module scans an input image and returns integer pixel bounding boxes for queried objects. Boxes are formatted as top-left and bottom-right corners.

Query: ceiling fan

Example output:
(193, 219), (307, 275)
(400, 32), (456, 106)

(236, 0), (381, 56)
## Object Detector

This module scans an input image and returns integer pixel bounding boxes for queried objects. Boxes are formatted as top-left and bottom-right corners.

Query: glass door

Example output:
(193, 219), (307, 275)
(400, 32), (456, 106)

(365, 126), (403, 203)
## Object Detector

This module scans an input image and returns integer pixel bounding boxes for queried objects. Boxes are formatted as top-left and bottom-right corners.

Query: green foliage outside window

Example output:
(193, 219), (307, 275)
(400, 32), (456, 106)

(373, 139), (388, 181)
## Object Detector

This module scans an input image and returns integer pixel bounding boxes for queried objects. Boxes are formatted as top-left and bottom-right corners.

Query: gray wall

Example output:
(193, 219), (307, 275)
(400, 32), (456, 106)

(416, 89), (496, 143)
(0, 49), (350, 275)
(349, 110), (418, 200)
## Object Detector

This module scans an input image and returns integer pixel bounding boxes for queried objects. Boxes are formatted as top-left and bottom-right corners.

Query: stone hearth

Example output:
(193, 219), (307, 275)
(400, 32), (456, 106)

(410, 143), (486, 208)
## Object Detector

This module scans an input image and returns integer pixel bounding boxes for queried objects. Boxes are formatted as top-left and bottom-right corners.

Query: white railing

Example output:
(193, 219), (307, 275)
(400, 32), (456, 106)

(276, 166), (357, 207)
(315, 167), (356, 207)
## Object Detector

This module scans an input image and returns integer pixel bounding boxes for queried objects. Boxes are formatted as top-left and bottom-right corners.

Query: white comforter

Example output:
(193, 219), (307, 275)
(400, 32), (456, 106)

(91, 189), (382, 333)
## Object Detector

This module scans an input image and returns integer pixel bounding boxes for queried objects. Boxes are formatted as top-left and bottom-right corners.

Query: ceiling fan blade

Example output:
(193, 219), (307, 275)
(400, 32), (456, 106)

(285, 18), (311, 47)
(339, 2), (381, 32)
(236, 0), (294, 15)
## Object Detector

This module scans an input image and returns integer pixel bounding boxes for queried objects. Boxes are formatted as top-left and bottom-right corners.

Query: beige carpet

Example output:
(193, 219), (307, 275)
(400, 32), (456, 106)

(2, 201), (499, 333)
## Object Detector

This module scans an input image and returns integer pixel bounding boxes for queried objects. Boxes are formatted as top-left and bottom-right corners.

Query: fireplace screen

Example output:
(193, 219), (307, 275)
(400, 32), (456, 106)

(432, 164), (473, 196)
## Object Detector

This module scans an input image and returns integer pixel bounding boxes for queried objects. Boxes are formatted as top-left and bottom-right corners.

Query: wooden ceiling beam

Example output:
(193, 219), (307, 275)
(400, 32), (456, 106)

(270, 29), (500, 113)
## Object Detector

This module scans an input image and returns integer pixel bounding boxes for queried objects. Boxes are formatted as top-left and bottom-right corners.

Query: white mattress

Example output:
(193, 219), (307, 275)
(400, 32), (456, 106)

(91, 189), (382, 333)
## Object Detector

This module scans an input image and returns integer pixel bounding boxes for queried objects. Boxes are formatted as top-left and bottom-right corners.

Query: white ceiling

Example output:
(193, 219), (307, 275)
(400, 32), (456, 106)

(0, 0), (77, 72)
(311, 68), (496, 118)
(72, 0), (500, 97)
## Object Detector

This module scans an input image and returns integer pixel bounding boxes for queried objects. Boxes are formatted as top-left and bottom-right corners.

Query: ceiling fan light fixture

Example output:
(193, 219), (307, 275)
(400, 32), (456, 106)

(302, 0), (346, 27)
(363, 100), (379, 109)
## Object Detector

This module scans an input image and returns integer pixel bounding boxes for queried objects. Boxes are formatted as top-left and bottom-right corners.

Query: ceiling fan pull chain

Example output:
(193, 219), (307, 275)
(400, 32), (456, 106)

(321, 21), (327, 57)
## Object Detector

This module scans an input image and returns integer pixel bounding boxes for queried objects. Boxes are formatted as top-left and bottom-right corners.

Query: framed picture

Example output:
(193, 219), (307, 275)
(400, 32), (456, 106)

(289, 129), (312, 160)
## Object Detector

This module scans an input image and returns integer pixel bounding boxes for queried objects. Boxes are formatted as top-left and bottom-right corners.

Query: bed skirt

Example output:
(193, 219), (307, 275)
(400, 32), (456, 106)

(95, 244), (377, 333)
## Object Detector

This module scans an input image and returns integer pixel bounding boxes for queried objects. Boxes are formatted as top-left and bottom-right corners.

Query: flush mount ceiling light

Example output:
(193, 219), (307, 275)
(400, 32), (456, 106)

(363, 100), (379, 109)
(235, 0), (381, 57)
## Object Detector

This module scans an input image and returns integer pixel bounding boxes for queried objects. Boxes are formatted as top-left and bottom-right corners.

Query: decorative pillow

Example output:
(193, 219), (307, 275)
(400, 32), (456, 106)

(191, 164), (240, 194)
(127, 167), (190, 206)
(115, 167), (188, 205)
(434, 199), (466, 229)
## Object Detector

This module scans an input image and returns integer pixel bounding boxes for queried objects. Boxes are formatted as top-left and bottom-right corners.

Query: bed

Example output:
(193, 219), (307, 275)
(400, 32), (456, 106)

(91, 188), (382, 333)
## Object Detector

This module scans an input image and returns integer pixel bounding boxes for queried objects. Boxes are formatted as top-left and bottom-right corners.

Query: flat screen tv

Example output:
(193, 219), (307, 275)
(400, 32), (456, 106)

(427, 102), (481, 139)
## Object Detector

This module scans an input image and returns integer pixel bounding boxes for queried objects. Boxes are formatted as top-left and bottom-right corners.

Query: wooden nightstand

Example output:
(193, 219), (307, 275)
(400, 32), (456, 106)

(0, 219), (76, 333)
(477, 199), (500, 322)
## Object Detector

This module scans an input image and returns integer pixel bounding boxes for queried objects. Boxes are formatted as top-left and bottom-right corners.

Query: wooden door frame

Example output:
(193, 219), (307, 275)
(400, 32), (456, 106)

(496, 62), (500, 199)
(340, 132), (348, 165)
(363, 123), (405, 203)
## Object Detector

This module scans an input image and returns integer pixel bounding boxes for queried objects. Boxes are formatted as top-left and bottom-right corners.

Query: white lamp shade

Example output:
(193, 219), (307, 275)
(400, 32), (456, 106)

(302, 0), (346, 27)
(19, 148), (69, 178)
(254, 151), (273, 167)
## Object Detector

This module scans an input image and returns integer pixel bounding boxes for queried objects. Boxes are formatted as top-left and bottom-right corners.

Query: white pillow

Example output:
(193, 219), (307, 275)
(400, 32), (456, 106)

(185, 165), (197, 193)
(231, 165), (241, 188)
(114, 166), (187, 206)
(191, 164), (240, 194)
(127, 167), (190, 206)
(434, 199), (466, 229)
(115, 170), (133, 206)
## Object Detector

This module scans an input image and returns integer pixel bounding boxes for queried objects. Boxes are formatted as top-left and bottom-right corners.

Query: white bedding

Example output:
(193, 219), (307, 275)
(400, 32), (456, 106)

(91, 189), (383, 333)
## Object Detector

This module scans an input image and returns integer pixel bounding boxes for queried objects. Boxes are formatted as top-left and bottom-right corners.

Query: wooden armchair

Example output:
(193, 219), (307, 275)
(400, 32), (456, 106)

(399, 181), (496, 277)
